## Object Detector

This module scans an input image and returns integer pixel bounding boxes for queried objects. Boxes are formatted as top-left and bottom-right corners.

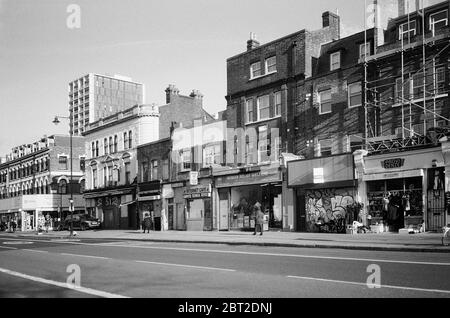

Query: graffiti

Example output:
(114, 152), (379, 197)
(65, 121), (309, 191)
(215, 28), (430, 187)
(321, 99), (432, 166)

(305, 188), (355, 231)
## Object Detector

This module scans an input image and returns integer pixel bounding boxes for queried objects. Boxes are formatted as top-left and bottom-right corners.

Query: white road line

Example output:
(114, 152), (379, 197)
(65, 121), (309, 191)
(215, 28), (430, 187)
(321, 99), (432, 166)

(135, 260), (236, 272)
(0, 246), (18, 250)
(288, 275), (450, 295)
(22, 249), (49, 254)
(1, 237), (449, 266)
(60, 253), (110, 260)
(0, 267), (128, 298)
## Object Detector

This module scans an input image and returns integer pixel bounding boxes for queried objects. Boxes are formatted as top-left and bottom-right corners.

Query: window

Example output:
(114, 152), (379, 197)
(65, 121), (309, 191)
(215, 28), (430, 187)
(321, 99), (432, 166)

(395, 77), (411, 104)
(108, 166), (113, 185)
(330, 52), (341, 71)
(257, 95), (270, 121)
(413, 123), (425, 136)
(80, 157), (85, 172)
(104, 138), (108, 155)
(151, 160), (158, 180)
(142, 161), (149, 182)
(125, 162), (132, 184)
(319, 139), (332, 157)
(347, 135), (363, 153)
(257, 126), (270, 164)
(399, 21), (417, 40)
(103, 167), (107, 186)
(275, 92), (282, 116)
(59, 179), (67, 194)
(109, 136), (113, 154)
(124, 132), (128, 150)
(59, 156), (68, 170)
(265, 56), (277, 74)
(181, 150), (192, 171)
(412, 72), (427, 99)
(80, 180), (86, 194)
(203, 145), (221, 167)
(348, 82), (362, 107)
(273, 136), (282, 161)
(319, 90), (332, 114)
(246, 99), (254, 124)
(359, 42), (371, 61)
(95, 141), (99, 157)
(162, 159), (169, 181)
(92, 168), (98, 188)
(250, 62), (262, 79)
(436, 67), (446, 94)
(114, 135), (118, 153)
(430, 10), (448, 35)
(128, 130), (133, 148)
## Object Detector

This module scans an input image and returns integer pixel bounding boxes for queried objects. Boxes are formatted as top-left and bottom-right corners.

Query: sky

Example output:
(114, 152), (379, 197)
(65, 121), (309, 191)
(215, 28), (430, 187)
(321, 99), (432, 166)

(0, 0), (442, 156)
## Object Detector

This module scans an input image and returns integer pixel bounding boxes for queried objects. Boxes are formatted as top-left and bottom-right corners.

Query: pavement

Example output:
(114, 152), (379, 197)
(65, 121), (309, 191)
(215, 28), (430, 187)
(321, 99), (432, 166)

(2, 229), (449, 253)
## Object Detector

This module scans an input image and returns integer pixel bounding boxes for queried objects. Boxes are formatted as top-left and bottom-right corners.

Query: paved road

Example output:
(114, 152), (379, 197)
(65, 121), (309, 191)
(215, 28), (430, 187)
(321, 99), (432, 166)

(0, 235), (449, 298)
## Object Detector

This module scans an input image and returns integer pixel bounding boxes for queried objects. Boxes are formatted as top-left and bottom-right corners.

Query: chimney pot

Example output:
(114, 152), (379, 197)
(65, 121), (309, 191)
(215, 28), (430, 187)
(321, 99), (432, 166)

(247, 32), (260, 51)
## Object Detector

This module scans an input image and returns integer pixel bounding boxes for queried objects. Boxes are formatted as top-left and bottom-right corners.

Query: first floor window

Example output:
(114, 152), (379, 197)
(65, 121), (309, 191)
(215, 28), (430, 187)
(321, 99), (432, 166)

(59, 156), (68, 170)
(318, 139), (332, 157)
(246, 99), (254, 123)
(275, 91), (282, 116)
(359, 42), (371, 61)
(257, 95), (270, 121)
(203, 145), (221, 167)
(151, 160), (158, 181)
(125, 162), (131, 184)
(181, 150), (191, 171)
(348, 82), (362, 108)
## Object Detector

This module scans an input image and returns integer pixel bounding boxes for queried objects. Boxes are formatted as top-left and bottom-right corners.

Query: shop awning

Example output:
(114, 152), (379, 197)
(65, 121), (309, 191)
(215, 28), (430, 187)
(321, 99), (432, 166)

(363, 169), (423, 182)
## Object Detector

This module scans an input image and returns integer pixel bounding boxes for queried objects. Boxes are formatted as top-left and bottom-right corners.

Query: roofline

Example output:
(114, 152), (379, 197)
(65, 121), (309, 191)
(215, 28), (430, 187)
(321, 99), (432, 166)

(68, 73), (144, 86)
(226, 29), (306, 61)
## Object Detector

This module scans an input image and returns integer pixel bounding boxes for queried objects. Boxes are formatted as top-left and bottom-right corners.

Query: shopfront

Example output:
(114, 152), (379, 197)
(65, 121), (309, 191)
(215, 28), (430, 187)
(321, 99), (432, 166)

(214, 165), (282, 231)
(355, 147), (446, 232)
(184, 183), (213, 231)
(288, 154), (357, 233)
(138, 181), (162, 231)
(84, 187), (136, 230)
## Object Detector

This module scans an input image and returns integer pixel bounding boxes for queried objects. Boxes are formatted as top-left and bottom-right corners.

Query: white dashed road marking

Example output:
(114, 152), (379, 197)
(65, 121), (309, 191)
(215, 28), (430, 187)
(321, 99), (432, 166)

(0, 267), (128, 298)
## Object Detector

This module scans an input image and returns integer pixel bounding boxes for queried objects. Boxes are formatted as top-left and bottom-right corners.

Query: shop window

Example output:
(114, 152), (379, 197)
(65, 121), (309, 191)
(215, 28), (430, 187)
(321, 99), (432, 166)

(386, 178), (404, 191)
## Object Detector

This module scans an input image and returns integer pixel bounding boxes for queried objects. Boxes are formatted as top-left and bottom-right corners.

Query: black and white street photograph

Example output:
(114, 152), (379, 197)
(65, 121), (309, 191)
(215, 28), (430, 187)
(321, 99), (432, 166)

(0, 0), (450, 306)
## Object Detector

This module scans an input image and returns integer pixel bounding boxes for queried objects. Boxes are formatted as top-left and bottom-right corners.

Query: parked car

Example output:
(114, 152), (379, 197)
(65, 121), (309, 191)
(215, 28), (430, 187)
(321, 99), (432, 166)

(58, 214), (101, 231)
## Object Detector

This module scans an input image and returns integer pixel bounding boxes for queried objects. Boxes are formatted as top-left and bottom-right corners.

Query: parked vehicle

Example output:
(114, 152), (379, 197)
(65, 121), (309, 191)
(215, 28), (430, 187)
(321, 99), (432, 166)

(57, 214), (101, 231)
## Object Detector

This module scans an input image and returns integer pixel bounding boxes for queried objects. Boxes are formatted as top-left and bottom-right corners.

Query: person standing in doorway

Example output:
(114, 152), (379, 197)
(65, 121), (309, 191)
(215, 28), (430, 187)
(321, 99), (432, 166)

(253, 202), (264, 236)
(143, 213), (151, 234)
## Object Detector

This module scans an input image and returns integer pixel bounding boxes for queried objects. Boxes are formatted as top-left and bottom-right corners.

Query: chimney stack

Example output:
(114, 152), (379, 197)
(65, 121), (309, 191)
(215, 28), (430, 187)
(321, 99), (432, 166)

(322, 11), (340, 40)
(165, 84), (179, 104)
(247, 32), (260, 51)
(190, 89), (204, 100)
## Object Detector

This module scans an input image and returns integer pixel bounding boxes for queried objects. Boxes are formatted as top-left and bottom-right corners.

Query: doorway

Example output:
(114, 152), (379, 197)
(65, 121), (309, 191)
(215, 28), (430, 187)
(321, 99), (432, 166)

(296, 190), (307, 232)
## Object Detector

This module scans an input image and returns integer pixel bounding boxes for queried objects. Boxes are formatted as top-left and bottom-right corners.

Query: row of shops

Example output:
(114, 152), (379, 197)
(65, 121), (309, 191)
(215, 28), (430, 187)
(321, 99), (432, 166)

(0, 194), (85, 232)
(34, 144), (449, 234)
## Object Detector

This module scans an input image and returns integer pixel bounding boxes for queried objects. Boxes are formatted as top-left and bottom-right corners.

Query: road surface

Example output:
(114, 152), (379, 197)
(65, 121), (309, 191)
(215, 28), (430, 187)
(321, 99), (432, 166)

(0, 234), (449, 298)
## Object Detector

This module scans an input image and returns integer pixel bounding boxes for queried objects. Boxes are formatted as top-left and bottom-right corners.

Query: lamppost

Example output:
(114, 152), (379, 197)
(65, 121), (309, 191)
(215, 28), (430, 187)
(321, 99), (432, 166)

(53, 115), (74, 236)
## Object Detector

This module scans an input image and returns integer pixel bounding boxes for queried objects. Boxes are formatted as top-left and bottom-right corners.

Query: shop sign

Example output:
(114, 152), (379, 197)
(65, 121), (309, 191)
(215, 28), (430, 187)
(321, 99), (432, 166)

(216, 169), (281, 188)
(171, 182), (185, 188)
(162, 185), (174, 199)
(190, 171), (199, 186)
(382, 158), (405, 169)
(183, 185), (211, 199)
(138, 195), (161, 202)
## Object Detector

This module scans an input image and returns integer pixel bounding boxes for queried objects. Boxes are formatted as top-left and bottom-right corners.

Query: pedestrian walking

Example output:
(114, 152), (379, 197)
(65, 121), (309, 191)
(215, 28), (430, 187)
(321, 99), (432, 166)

(11, 219), (17, 233)
(143, 213), (152, 234)
(253, 202), (265, 236)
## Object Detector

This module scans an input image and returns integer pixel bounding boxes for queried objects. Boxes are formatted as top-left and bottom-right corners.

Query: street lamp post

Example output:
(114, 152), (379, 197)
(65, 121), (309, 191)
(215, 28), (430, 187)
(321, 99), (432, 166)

(53, 115), (74, 236)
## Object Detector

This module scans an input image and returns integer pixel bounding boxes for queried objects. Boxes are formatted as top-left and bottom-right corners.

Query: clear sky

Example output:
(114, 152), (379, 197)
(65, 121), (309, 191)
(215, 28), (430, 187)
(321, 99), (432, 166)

(0, 0), (440, 156)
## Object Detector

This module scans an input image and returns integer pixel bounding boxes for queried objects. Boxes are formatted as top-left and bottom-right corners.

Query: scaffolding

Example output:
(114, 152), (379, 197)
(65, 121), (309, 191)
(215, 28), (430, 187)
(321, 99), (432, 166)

(363, 0), (450, 154)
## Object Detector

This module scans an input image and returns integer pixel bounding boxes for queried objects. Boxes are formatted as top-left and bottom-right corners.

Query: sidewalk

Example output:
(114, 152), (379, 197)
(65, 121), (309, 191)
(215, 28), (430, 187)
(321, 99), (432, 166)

(3, 229), (450, 253)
